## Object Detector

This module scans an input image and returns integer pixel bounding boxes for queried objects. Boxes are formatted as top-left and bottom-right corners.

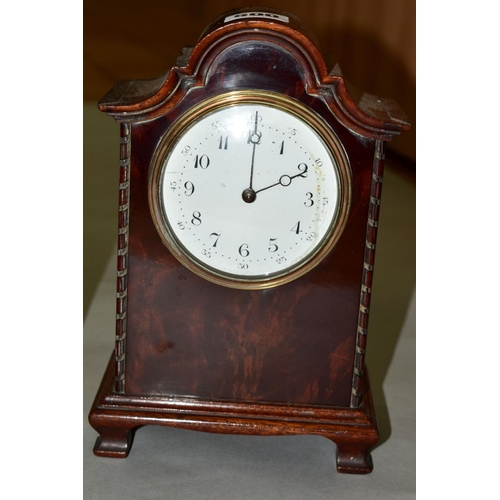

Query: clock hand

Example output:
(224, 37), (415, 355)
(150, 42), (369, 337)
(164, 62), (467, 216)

(242, 111), (262, 204)
(248, 111), (261, 189)
(255, 165), (309, 195)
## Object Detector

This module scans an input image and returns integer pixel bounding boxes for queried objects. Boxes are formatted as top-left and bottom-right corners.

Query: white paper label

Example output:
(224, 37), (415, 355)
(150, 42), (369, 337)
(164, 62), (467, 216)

(224, 12), (289, 23)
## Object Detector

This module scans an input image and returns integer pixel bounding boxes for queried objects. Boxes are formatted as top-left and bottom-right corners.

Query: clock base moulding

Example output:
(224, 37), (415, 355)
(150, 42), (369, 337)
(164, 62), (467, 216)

(89, 352), (379, 474)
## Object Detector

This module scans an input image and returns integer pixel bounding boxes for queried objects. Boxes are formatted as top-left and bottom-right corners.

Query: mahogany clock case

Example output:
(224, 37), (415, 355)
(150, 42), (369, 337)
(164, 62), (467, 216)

(88, 7), (410, 474)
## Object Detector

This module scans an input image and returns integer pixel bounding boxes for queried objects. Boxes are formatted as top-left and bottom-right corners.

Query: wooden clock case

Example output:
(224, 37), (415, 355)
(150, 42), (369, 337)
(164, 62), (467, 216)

(88, 8), (410, 474)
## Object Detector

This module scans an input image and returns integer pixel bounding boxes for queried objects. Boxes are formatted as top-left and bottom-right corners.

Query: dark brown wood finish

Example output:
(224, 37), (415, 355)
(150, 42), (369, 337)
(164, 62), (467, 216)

(91, 352), (379, 474)
(89, 7), (410, 474)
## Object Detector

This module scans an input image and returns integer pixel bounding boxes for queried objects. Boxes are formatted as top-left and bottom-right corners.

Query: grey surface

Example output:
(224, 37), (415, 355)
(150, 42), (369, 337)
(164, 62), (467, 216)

(83, 103), (415, 499)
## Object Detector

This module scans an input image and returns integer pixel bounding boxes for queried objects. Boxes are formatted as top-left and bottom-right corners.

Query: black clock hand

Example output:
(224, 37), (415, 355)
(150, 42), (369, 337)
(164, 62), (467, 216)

(242, 111), (262, 203)
(248, 111), (260, 190)
(255, 165), (309, 194)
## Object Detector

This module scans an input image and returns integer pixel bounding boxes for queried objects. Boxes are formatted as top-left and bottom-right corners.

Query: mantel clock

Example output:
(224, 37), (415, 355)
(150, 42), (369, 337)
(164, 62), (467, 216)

(89, 7), (410, 474)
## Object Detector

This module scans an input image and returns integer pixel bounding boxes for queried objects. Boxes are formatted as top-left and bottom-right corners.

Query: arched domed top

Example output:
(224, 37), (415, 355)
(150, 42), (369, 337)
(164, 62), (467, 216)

(99, 7), (410, 141)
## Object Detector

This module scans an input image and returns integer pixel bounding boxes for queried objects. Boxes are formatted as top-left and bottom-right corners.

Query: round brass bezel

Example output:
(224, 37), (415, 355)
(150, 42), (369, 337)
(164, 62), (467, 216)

(148, 90), (352, 290)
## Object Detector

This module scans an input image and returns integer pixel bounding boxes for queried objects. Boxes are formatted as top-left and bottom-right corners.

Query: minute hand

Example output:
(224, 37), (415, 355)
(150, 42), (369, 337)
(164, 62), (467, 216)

(255, 165), (308, 194)
(248, 111), (261, 190)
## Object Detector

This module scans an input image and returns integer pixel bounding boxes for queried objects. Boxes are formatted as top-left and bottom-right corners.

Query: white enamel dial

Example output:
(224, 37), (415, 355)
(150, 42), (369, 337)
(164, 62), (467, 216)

(151, 94), (350, 288)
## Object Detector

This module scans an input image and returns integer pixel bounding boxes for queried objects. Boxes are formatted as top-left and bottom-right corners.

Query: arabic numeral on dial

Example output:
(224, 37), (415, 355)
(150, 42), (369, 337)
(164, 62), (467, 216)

(201, 249), (211, 258)
(194, 154), (210, 169)
(268, 238), (278, 252)
(250, 112), (262, 122)
(304, 192), (314, 207)
(218, 135), (228, 150)
(291, 221), (301, 234)
(184, 181), (195, 196)
(238, 244), (249, 257)
(276, 256), (287, 264)
(170, 181), (177, 191)
(210, 232), (221, 247)
(247, 130), (262, 144)
(306, 231), (316, 242)
(322, 197), (329, 205)
(315, 158), (323, 167)
(177, 221), (185, 230)
(181, 145), (191, 156)
(297, 163), (308, 177)
(191, 211), (202, 226)
(238, 263), (249, 270)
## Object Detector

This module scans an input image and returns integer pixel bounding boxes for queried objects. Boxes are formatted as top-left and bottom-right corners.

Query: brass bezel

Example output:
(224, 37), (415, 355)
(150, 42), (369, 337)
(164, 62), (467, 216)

(148, 90), (352, 290)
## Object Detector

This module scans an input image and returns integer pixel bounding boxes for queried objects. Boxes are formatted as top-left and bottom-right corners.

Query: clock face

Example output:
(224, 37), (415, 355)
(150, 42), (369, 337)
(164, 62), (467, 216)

(149, 92), (351, 288)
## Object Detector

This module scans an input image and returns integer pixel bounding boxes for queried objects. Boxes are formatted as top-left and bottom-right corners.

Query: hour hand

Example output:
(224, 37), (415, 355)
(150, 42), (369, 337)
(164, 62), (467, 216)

(255, 164), (308, 195)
